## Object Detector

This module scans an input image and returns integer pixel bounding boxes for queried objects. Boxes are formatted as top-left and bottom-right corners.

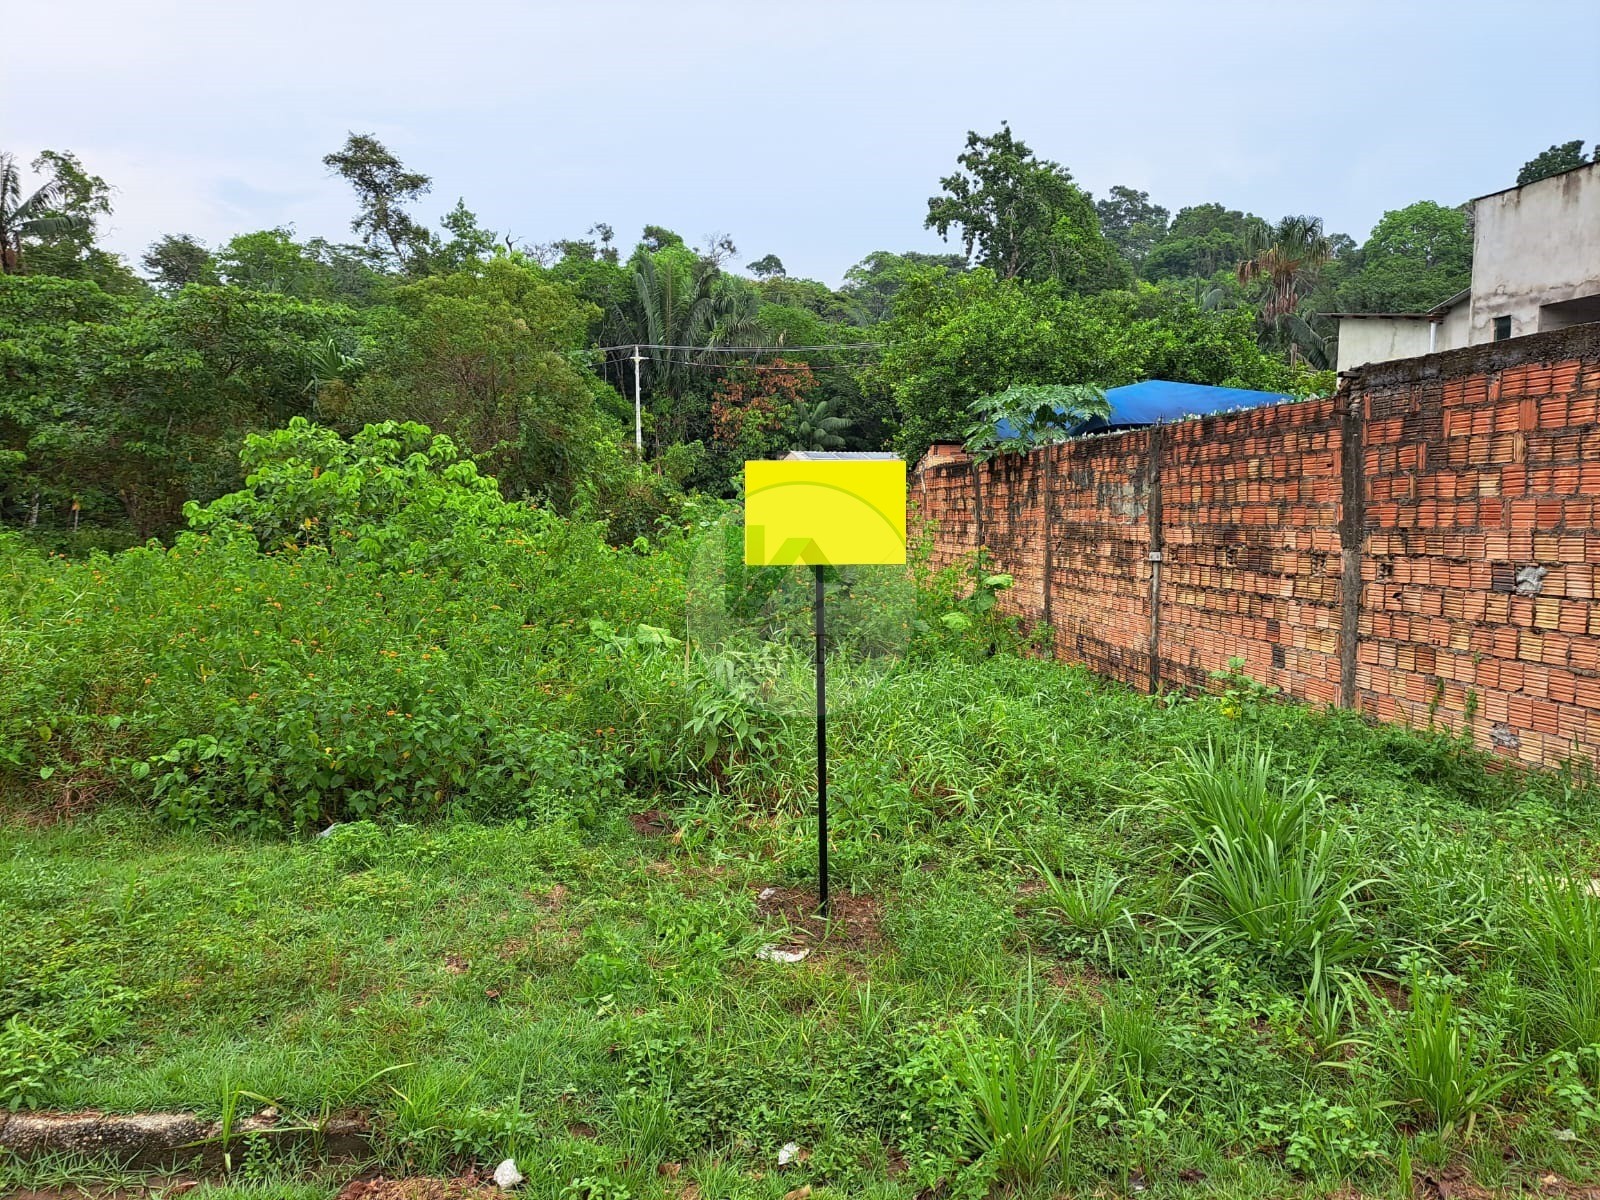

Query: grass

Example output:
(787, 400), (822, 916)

(1163, 743), (1372, 980)
(1380, 984), (1524, 1140)
(955, 986), (1096, 1189)
(4, 654), (1600, 1199)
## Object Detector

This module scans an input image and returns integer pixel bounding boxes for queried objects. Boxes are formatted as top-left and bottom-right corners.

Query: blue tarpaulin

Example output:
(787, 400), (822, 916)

(994, 379), (1296, 438)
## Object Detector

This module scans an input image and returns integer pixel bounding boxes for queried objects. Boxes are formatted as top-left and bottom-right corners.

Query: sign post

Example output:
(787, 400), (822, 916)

(812, 563), (828, 911)
(744, 458), (907, 915)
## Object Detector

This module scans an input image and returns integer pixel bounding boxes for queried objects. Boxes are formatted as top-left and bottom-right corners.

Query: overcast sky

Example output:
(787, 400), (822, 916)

(8, 0), (1599, 286)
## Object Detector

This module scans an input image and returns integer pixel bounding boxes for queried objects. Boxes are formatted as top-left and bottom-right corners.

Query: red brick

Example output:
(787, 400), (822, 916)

(913, 345), (1600, 769)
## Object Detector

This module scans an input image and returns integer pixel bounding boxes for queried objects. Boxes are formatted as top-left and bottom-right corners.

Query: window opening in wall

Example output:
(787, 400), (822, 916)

(1493, 315), (1512, 341)
(1538, 292), (1600, 332)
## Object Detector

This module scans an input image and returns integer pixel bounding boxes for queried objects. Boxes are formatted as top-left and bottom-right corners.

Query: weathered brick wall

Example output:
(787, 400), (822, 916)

(915, 434), (1152, 687)
(910, 323), (1600, 768)
(1356, 328), (1600, 764)
(1049, 433), (1155, 685)
(1156, 398), (1346, 706)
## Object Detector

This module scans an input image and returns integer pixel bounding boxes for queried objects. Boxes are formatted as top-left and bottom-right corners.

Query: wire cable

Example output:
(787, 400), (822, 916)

(586, 341), (882, 354)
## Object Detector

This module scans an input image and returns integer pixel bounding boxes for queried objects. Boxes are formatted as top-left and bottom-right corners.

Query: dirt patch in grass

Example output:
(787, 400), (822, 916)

(754, 885), (882, 951)
(1048, 958), (1110, 1003)
(1419, 1166), (1600, 1199)
(336, 1173), (507, 1200)
(1362, 972), (1410, 1010)
(629, 809), (673, 838)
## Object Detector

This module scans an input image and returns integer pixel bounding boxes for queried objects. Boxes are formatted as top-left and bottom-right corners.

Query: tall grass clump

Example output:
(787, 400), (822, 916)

(1513, 870), (1600, 1053)
(955, 998), (1097, 1188)
(1381, 984), (1523, 1140)
(1031, 857), (1133, 964)
(1165, 742), (1372, 979)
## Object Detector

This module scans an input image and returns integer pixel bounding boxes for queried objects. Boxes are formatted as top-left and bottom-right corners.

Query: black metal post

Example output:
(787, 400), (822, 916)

(813, 563), (828, 915)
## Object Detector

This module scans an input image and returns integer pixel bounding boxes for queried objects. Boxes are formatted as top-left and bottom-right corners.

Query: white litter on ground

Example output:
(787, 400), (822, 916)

(756, 944), (810, 964)
(493, 1158), (523, 1189)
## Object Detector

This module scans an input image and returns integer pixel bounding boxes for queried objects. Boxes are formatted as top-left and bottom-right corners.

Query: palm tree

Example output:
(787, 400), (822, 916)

(618, 250), (762, 447)
(789, 398), (851, 451)
(1236, 215), (1331, 327)
(1280, 309), (1337, 372)
(0, 153), (91, 275)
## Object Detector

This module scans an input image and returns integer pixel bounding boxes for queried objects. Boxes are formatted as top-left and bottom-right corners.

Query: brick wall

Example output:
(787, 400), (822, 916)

(910, 323), (1600, 768)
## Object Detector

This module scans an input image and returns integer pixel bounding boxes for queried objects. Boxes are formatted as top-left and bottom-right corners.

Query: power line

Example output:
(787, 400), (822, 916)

(586, 341), (882, 354)
(650, 356), (866, 372)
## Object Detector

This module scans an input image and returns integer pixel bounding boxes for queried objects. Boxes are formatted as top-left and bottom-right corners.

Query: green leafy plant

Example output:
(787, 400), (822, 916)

(955, 1014), (1096, 1187)
(1165, 742), (1372, 978)
(1381, 984), (1524, 1140)
(1208, 655), (1279, 721)
(962, 383), (1109, 462)
(1513, 870), (1600, 1052)
(0, 1018), (81, 1111)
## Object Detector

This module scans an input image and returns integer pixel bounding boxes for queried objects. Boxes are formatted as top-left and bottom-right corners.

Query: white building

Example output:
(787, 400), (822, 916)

(1333, 159), (1600, 373)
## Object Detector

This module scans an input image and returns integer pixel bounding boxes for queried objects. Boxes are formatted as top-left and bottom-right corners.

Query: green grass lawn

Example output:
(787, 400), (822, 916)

(5, 655), (1600, 1200)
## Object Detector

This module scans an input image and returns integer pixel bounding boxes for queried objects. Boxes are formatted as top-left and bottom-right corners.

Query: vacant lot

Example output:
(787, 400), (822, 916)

(4, 436), (1600, 1199)
(6, 648), (1600, 1200)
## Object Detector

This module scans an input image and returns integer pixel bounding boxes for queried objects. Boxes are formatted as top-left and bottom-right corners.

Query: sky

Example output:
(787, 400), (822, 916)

(7, 0), (1599, 287)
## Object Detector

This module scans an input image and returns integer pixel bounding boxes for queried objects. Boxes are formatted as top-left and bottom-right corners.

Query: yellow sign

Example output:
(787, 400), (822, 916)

(744, 459), (907, 566)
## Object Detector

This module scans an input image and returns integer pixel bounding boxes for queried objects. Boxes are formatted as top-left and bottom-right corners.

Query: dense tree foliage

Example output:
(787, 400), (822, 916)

(1, 153), (92, 276)
(1517, 139), (1595, 186)
(1096, 186), (1170, 272)
(925, 124), (1128, 293)
(1142, 203), (1263, 283)
(1, 151), (141, 293)
(1332, 201), (1472, 313)
(870, 269), (1308, 461)
(4, 127), (1556, 547)
(141, 234), (218, 291)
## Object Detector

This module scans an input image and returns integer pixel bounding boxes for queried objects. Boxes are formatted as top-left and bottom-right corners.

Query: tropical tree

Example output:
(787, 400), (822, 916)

(344, 257), (604, 507)
(323, 132), (437, 273)
(1237, 215), (1332, 327)
(705, 358), (804, 475)
(619, 243), (760, 447)
(925, 124), (1128, 292)
(1517, 140), (1593, 186)
(1143, 203), (1261, 282)
(746, 253), (785, 278)
(6, 151), (141, 293)
(789, 397), (851, 451)
(142, 234), (218, 291)
(3, 280), (357, 536)
(1278, 311), (1337, 372)
(1335, 201), (1472, 313)
(1096, 185), (1170, 272)
(872, 269), (1298, 463)
(840, 249), (967, 322)
(0, 152), (94, 275)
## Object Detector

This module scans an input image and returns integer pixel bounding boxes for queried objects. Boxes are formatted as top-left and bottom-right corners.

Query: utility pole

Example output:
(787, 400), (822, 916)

(630, 345), (644, 453)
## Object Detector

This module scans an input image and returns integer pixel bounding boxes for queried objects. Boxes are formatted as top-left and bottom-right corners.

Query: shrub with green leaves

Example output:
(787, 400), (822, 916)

(2, 421), (687, 829)
(185, 417), (526, 567)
